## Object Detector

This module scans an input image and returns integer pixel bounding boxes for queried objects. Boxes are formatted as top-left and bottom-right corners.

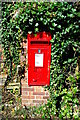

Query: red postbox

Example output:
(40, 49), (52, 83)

(27, 32), (51, 86)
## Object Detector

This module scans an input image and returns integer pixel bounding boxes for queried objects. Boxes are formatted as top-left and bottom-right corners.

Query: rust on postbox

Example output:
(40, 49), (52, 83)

(27, 32), (52, 86)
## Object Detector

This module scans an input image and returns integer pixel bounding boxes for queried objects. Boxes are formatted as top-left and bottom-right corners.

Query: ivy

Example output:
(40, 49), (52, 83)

(1, 2), (80, 119)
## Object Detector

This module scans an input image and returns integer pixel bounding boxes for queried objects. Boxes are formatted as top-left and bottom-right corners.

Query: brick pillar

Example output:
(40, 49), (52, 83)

(21, 38), (50, 106)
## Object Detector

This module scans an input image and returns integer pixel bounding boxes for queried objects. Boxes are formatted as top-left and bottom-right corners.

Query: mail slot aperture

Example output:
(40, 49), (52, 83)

(27, 32), (52, 86)
(31, 41), (49, 44)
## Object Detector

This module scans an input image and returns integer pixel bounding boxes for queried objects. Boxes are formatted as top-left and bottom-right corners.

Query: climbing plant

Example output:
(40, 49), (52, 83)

(1, 2), (80, 119)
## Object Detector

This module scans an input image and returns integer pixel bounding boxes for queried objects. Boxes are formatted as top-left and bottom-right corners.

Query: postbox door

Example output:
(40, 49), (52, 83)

(28, 47), (50, 85)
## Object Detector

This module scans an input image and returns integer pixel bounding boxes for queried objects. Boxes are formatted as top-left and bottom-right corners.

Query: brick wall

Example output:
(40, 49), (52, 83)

(21, 38), (50, 106)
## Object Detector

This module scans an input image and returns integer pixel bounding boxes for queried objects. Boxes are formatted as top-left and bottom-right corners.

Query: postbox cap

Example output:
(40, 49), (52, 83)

(27, 32), (51, 43)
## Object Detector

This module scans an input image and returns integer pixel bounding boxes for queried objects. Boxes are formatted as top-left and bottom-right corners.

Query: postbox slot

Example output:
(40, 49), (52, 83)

(30, 41), (49, 44)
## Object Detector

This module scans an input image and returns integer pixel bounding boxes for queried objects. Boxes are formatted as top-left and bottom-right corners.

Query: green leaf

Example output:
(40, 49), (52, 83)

(16, 26), (19, 29)
(52, 23), (57, 27)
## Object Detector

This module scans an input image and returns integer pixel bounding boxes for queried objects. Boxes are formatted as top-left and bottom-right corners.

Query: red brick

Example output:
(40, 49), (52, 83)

(23, 46), (27, 49)
(36, 96), (42, 99)
(24, 52), (26, 56)
(0, 49), (2, 52)
(33, 100), (44, 103)
(22, 99), (33, 104)
(21, 79), (27, 84)
(35, 87), (42, 92)
(22, 96), (26, 99)
(22, 95), (35, 99)
(33, 92), (45, 95)
(45, 92), (49, 95)
(1, 55), (3, 59)
(22, 84), (28, 88)
(25, 68), (28, 73)
(23, 42), (26, 47)
(43, 96), (49, 99)
(25, 75), (27, 79)
(22, 100), (28, 103)
(20, 55), (26, 62)
(24, 48), (26, 52)
(25, 73), (27, 77)
(22, 91), (28, 95)
(22, 87), (34, 91)
(44, 99), (47, 103)
(29, 91), (33, 96)
(27, 96), (35, 99)
(21, 82), (27, 85)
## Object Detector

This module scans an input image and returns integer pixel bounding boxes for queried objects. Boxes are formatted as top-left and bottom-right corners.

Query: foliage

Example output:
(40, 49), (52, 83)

(2, 90), (31, 119)
(1, 2), (80, 119)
